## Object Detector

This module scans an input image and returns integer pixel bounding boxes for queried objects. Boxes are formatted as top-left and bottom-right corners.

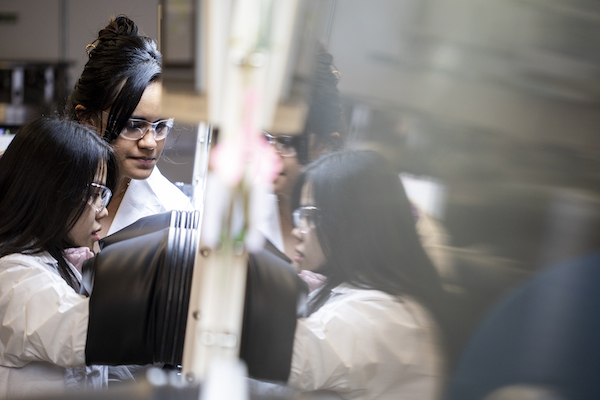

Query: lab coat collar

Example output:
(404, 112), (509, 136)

(35, 251), (83, 282)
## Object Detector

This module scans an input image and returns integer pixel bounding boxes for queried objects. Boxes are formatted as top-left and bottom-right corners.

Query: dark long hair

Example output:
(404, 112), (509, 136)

(0, 117), (118, 290)
(296, 43), (347, 165)
(293, 150), (446, 324)
(65, 15), (162, 143)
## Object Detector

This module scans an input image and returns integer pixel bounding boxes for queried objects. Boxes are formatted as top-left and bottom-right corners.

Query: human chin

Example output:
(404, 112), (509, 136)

(68, 218), (100, 250)
(272, 174), (287, 196)
(291, 258), (300, 271)
(82, 236), (98, 251)
(292, 250), (319, 272)
(122, 158), (156, 180)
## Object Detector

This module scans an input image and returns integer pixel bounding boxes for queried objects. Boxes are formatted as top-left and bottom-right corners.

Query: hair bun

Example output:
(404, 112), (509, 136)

(97, 15), (139, 43)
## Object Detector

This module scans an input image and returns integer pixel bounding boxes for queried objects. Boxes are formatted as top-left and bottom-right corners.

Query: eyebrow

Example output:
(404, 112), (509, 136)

(129, 115), (168, 123)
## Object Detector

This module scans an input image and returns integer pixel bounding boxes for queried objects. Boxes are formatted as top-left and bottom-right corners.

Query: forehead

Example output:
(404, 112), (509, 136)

(131, 82), (163, 118)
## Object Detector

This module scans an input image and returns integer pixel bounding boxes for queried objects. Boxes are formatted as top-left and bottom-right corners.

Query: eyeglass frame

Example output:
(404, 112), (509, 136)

(88, 183), (112, 213)
(263, 131), (299, 157)
(293, 206), (320, 233)
(102, 111), (174, 141)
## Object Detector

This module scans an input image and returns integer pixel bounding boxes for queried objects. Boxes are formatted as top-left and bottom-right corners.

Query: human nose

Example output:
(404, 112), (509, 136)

(137, 127), (158, 149)
(96, 204), (109, 220)
(292, 226), (304, 241)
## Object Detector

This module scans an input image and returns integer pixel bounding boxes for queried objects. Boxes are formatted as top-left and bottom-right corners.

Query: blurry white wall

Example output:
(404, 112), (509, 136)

(0, 0), (159, 89)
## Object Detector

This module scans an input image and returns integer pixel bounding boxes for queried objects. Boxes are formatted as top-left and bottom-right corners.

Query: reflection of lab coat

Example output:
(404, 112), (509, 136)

(288, 284), (443, 400)
(107, 167), (193, 235)
(257, 193), (284, 252)
(0, 252), (107, 398)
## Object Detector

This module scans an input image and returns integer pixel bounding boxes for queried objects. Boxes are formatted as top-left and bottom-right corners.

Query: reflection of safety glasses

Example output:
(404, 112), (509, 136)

(88, 183), (112, 213)
(264, 132), (299, 157)
(293, 206), (320, 233)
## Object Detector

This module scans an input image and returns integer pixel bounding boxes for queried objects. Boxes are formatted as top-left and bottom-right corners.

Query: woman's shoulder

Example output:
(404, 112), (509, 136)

(328, 284), (399, 304)
(315, 285), (435, 328)
(0, 252), (70, 291)
(0, 252), (56, 270)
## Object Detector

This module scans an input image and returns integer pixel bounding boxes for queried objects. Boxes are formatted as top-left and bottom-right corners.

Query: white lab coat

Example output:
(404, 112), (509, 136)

(288, 284), (444, 400)
(0, 252), (107, 398)
(107, 167), (193, 235)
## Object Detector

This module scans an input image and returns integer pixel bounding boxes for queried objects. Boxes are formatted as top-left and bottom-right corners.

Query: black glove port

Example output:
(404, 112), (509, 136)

(82, 211), (307, 382)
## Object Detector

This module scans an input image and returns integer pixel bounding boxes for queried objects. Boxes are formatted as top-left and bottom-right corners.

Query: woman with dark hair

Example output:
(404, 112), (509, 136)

(0, 117), (118, 396)
(287, 150), (446, 400)
(262, 43), (347, 260)
(65, 15), (191, 237)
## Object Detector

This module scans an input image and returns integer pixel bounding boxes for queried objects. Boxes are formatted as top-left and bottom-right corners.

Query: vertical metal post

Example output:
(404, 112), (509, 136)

(182, 0), (302, 391)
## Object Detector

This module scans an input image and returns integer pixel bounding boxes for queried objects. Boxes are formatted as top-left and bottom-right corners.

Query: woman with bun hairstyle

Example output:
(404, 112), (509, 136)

(262, 43), (347, 260)
(65, 15), (191, 237)
(0, 117), (118, 396)
(287, 150), (447, 400)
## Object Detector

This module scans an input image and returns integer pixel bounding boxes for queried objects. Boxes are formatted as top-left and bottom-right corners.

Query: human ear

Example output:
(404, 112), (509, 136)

(75, 104), (99, 129)
(74, 104), (86, 119)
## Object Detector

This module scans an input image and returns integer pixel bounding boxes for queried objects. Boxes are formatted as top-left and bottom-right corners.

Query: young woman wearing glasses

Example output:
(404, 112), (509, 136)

(0, 117), (118, 397)
(65, 15), (191, 238)
(261, 44), (346, 261)
(287, 150), (448, 400)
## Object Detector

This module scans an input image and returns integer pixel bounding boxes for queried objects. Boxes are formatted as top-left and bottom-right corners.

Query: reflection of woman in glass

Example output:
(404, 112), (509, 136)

(65, 15), (191, 237)
(288, 150), (447, 400)
(0, 117), (117, 396)
(263, 44), (346, 260)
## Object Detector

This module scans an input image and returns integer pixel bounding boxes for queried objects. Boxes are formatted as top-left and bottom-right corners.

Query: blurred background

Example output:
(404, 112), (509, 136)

(2, 0), (600, 391)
